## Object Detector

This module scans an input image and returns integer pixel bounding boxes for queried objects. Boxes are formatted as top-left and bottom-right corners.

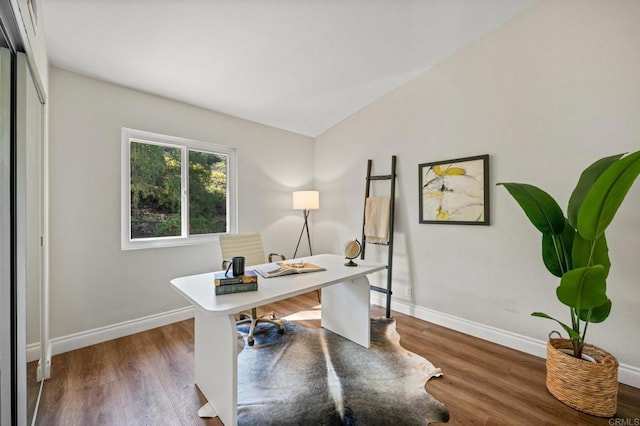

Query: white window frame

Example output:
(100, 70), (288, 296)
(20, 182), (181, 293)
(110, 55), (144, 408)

(121, 128), (237, 250)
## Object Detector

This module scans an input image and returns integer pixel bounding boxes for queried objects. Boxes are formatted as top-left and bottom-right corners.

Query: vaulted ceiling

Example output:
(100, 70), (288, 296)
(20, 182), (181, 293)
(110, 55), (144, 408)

(42, 0), (535, 137)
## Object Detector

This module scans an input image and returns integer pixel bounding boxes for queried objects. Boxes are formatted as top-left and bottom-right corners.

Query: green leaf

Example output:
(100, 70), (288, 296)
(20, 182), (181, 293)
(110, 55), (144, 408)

(567, 154), (624, 228)
(531, 312), (581, 340)
(578, 150), (640, 240)
(572, 233), (610, 277)
(497, 183), (565, 234)
(542, 222), (574, 277)
(542, 234), (563, 277)
(578, 299), (612, 323)
(556, 266), (607, 310)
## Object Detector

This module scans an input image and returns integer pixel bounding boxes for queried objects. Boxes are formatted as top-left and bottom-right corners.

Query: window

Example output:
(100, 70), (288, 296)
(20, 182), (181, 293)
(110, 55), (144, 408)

(121, 128), (236, 249)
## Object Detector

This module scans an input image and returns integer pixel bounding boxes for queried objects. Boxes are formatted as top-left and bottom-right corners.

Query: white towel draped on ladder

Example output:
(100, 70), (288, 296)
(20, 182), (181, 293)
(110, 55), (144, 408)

(364, 196), (390, 244)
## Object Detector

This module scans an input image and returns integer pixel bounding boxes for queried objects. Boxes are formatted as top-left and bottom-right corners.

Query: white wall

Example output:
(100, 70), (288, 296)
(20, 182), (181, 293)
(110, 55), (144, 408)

(315, 0), (640, 370)
(48, 67), (314, 340)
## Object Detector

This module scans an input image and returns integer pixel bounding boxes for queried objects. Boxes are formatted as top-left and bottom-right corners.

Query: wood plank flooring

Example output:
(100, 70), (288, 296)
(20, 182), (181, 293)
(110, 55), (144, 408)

(35, 293), (640, 425)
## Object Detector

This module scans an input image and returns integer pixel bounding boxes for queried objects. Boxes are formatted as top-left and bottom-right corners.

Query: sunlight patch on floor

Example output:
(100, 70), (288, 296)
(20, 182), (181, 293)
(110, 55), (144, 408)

(281, 304), (322, 321)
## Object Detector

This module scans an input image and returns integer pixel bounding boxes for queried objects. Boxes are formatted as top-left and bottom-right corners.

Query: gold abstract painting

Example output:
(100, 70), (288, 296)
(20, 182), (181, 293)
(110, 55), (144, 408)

(419, 155), (489, 225)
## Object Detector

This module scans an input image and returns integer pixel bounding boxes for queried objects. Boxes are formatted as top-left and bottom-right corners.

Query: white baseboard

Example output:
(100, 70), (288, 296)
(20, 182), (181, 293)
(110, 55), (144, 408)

(371, 293), (640, 389)
(26, 342), (40, 363)
(50, 306), (195, 356)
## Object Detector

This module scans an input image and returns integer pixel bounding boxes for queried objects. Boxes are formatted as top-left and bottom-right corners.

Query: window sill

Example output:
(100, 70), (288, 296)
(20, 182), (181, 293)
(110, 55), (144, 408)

(121, 233), (223, 250)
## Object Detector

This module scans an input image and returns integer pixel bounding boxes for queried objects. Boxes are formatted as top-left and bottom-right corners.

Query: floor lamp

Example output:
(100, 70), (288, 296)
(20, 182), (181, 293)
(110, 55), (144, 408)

(292, 191), (319, 258)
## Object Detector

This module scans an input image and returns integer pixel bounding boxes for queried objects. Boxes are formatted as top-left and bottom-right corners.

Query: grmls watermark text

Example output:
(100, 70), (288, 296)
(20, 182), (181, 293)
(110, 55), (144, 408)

(609, 419), (640, 426)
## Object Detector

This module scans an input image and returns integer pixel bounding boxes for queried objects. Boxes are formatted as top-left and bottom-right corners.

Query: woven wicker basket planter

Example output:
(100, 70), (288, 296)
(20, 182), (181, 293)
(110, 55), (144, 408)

(546, 338), (619, 417)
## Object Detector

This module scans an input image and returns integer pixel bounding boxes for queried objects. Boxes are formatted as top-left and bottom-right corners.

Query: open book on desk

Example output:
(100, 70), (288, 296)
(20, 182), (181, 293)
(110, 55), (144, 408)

(254, 261), (325, 278)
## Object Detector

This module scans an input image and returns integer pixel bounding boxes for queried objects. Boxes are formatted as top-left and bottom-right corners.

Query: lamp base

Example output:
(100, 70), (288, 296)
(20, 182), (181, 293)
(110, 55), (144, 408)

(344, 259), (358, 267)
(293, 209), (312, 259)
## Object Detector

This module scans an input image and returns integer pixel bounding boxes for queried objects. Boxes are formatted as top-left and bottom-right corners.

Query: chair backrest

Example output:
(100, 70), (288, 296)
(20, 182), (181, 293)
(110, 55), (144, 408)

(219, 233), (267, 267)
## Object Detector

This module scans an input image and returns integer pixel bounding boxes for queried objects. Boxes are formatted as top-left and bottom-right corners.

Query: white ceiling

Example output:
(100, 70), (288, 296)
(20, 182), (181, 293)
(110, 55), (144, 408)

(41, 0), (535, 137)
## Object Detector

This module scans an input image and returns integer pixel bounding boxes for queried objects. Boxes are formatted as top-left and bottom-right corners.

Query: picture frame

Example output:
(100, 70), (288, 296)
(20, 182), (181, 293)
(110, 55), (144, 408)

(418, 154), (489, 225)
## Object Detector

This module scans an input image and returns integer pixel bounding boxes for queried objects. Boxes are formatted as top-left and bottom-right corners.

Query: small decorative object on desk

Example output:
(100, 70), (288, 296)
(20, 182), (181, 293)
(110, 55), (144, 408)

(255, 261), (325, 278)
(343, 239), (362, 267)
(214, 270), (258, 286)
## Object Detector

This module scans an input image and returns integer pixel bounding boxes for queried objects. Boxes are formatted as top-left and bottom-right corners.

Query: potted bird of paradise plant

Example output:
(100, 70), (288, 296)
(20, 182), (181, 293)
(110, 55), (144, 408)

(497, 150), (640, 417)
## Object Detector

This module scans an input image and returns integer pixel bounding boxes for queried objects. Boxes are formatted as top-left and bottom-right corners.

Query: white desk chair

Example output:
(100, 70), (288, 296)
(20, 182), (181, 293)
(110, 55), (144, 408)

(219, 233), (285, 346)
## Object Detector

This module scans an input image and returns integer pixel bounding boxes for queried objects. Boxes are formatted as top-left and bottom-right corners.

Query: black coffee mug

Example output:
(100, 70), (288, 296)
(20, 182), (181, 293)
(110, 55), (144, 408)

(232, 256), (245, 276)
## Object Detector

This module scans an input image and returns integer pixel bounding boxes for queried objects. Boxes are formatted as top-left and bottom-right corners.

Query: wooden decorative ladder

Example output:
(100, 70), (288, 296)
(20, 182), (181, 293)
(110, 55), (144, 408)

(360, 155), (396, 318)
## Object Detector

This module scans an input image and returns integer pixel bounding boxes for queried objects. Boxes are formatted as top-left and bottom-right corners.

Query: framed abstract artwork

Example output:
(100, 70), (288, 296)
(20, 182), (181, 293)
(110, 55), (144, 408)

(419, 154), (489, 225)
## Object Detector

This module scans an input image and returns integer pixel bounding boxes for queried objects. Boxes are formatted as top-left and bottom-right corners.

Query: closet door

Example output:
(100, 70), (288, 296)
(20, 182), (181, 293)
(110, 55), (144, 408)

(18, 50), (43, 425)
(1, 3), (48, 423)
(0, 43), (15, 426)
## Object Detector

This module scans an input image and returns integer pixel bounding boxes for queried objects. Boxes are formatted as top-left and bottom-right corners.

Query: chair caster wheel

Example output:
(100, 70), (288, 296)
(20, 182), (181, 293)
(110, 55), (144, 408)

(278, 328), (285, 335)
(248, 339), (255, 346)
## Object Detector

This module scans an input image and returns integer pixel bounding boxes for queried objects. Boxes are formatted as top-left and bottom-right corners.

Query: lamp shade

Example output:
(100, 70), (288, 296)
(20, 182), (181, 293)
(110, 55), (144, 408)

(292, 191), (319, 210)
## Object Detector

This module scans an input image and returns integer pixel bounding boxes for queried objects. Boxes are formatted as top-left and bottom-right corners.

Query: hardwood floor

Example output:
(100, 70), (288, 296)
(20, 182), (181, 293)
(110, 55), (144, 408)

(35, 293), (640, 425)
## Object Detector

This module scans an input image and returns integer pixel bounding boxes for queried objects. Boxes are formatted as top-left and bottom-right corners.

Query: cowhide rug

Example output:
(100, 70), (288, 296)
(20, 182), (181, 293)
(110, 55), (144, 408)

(236, 318), (449, 425)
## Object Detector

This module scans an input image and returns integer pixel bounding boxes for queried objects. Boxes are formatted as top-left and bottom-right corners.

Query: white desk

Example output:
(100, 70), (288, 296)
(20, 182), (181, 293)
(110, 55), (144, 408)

(170, 253), (386, 426)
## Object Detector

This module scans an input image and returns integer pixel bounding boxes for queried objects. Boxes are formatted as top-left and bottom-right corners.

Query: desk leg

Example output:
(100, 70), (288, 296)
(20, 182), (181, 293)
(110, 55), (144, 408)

(321, 275), (370, 348)
(194, 310), (238, 425)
